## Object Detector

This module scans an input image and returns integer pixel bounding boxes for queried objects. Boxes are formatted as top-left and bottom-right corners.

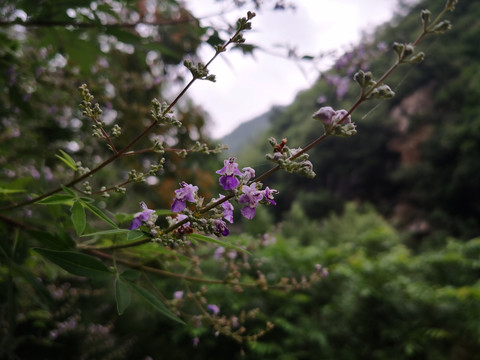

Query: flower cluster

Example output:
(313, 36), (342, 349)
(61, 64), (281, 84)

(313, 106), (357, 137)
(163, 158), (278, 237)
(215, 158), (278, 220)
(129, 158), (277, 240)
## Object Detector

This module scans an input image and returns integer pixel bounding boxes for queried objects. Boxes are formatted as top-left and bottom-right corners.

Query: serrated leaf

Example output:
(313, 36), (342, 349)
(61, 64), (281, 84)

(129, 283), (184, 324)
(115, 278), (131, 315)
(34, 248), (112, 280)
(187, 233), (250, 254)
(55, 150), (78, 171)
(81, 228), (130, 237)
(83, 202), (117, 228)
(71, 201), (86, 235)
(35, 194), (74, 205)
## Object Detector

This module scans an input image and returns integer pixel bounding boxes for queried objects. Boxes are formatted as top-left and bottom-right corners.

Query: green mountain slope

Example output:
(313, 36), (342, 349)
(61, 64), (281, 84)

(221, 105), (284, 154)
(239, 0), (480, 241)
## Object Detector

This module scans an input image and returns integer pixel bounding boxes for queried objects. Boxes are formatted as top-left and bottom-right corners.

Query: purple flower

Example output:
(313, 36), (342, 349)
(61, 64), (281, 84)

(315, 264), (329, 278)
(313, 107), (352, 132)
(242, 167), (256, 183)
(173, 291), (184, 299)
(171, 182), (198, 212)
(129, 202), (156, 230)
(332, 109), (352, 125)
(215, 194), (234, 223)
(312, 106), (336, 125)
(213, 246), (225, 260)
(175, 214), (190, 227)
(192, 337), (199, 347)
(216, 157), (243, 190)
(263, 187), (278, 205)
(213, 219), (229, 236)
(207, 304), (220, 315)
(238, 183), (263, 220)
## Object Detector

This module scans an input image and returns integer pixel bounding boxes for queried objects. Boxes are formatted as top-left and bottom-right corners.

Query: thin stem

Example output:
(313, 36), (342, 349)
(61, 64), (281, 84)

(88, 249), (294, 290)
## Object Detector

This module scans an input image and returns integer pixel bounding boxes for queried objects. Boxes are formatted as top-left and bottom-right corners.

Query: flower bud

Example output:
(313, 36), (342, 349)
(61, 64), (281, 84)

(421, 9), (431, 26)
(367, 84), (395, 100)
(446, 0), (458, 11)
(353, 70), (365, 87)
(393, 42), (405, 58)
(407, 52), (425, 64)
(430, 20), (452, 34)
(403, 44), (415, 58)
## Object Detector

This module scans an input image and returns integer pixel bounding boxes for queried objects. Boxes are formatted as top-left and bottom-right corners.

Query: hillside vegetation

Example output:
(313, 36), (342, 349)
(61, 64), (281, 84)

(238, 0), (480, 243)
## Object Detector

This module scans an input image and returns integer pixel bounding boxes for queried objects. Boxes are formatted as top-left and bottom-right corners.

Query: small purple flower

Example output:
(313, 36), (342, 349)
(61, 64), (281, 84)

(231, 316), (239, 328)
(192, 337), (200, 347)
(263, 187), (278, 205)
(207, 304), (220, 315)
(216, 157), (243, 190)
(213, 219), (229, 236)
(175, 214), (190, 226)
(242, 167), (256, 183)
(315, 264), (329, 278)
(313, 107), (352, 132)
(173, 291), (184, 299)
(171, 181), (198, 212)
(332, 109), (352, 125)
(129, 202), (156, 230)
(238, 183), (263, 220)
(213, 246), (225, 260)
(215, 194), (234, 223)
(312, 106), (336, 125)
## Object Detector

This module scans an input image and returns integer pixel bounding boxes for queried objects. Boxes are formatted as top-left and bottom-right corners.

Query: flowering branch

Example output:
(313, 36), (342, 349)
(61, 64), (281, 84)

(0, 12), (256, 212)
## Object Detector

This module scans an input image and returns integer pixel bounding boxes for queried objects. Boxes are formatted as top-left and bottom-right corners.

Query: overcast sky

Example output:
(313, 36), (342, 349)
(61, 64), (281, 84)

(185, 0), (401, 138)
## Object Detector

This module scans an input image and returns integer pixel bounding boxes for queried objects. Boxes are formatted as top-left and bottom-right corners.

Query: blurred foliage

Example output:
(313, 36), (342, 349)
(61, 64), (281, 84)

(7, 203), (480, 359)
(0, 0), (227, 214)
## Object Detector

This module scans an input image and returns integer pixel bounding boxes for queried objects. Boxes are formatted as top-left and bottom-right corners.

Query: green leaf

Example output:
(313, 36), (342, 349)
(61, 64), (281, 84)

(187, 233), (250, 254)
(127, 230), (147, 241)
(129, 283), (185, 325)
(115, 278), (131, 315)
(29, 230), (75, 250)
(81, 228), (130, 237)
(83, 202), (117, 228)
(34, 248), (112, 280)
(0, 187), (26, 195)
(61, 185), (76, 197)
(71, 201), (86, 235)
(155, 209), (176, 216)
(120, 269), (141, 282)
(55, 150), (78, 171)
(35, 194), (74, 205)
